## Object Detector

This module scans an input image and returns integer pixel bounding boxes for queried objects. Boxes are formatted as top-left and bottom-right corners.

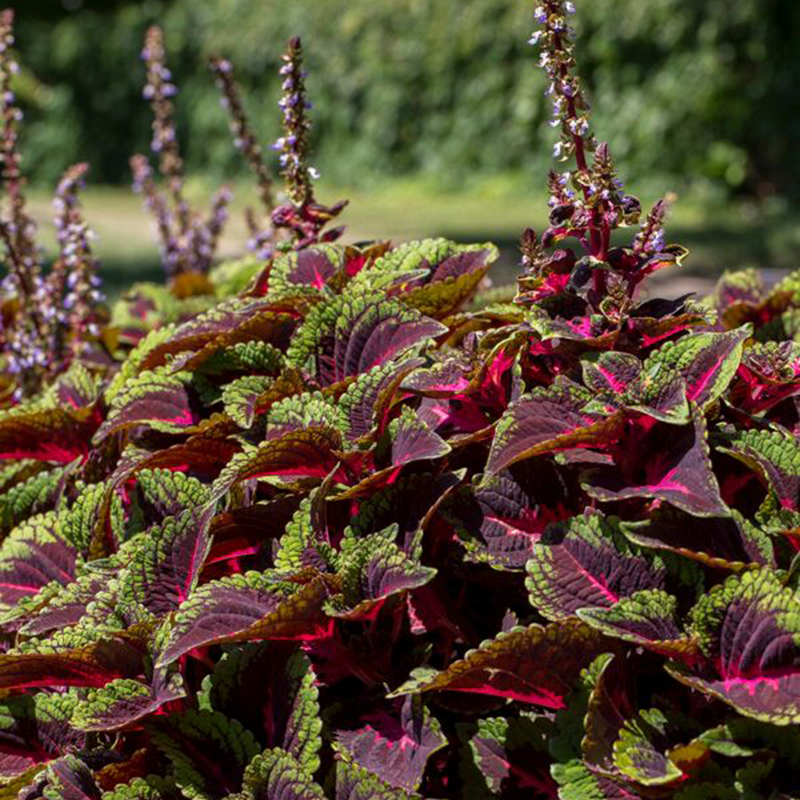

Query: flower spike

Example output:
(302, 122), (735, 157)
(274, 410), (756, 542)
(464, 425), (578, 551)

(134, 26), (233, 279)
(210, 55), (276, 259)
(270, 36), (347, 250)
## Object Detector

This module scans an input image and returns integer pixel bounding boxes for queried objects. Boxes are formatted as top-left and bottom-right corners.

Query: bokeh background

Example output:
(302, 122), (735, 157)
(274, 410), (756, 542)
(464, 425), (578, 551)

(9, 0), (800, 293)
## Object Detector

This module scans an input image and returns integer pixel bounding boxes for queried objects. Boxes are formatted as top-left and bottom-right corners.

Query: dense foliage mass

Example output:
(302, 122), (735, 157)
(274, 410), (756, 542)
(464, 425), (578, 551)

(1, 2), (800, 799)
(13, 0), (800, 195)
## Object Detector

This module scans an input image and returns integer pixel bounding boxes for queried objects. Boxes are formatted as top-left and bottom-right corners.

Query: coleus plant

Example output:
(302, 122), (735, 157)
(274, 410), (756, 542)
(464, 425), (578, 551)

(0, 1), (800, 799)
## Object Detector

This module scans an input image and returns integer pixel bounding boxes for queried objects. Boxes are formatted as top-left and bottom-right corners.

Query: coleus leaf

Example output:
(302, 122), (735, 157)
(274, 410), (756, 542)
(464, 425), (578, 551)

(53, 364), (102, 411)
(335, 696), (446, 793)
(334, 760), (425, 800)
(402, 351), (475, 399)
(94, 368), (198, 442)
(579, 352), (642, 398)
(0, 460), (46, 496)
(397, 242), (498, 319)
(98, 776), (181, 800)
(286, 289), (447, 387)
(165, 310), (295, 374)
(71, 672), (186, 732)
(0, 692), (84, 780)
(334, 410), (452, 502)
(577, 590), (698, 658)
(220, 376), (274, 429)
(390, 619), (608, 708)
(550, 762), (641, 800)
(60, 481), (123, 555)
(581, 350), (689, 424)
(337, 358), (424, 443)
(131, 469), (211, 524)
(612, 708), (684, 787)
(104, 327), (176, 406)
(200, 643), (321, 773)
(195, 339), (284, 377)
(713, 268), (795, 330)
(447, 459), (571, 570)
(345, 471), (463, 553)
(137, 296), (287, 371)
(107, 434), (239, 491)
(381, 406), (451, 468)
(714, 268), (765, 310)
(209, 425), (343, 503)
(581, 657), (684, 787)
(266, 243), (351, 298)
(0, 463), (74, 534)
(695, 716), (800, 768)
(669, 568), (800, 724)
(0, 629), (147, 690)
(717, 427), (800, 512)
(0, 512), (77, 608)
(525, 303), (620, 348)
(221, 369), (308, 430)
(206, 496), (301, 576)
(486, 383), (624, 476)
(13, 568), (138, 655)
(157, 573), (331, 667)
(731, 341), (800, 415)
(754, 491), (800, 541)
(460, 714), (556, 799)
(628, 307), (712, 350)
(366, 238), (494, 286)
(580, 652), (635, 778)
(264, 392), (340, 440)
(273, 485), (338, 575)
(582, 406), (729, 517)
(643, 326), (752, 409)
(550, 654), (642, 800)
(15, 572), (108, 636)
(620, 508), (774, 569)
(330, 525), (436, 619)
(355, 237), (462, 291)
(241, 748), (325, 800)
(757, 306), (800, 345)
(525, 512), (665, 621)
(148, 710), (260, 800)
(118, 508), (213, 616)
(0, 405), (99, 463)
(26, 754), (102, 800)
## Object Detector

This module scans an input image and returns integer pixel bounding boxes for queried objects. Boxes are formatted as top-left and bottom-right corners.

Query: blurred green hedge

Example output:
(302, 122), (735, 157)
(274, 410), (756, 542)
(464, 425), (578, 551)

(15, 0), (800, 196)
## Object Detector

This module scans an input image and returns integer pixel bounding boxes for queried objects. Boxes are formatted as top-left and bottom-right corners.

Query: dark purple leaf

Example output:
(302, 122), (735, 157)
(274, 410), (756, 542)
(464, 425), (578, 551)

(0, 514), (77, 607)
(670, 569), (800, 724)
(158, 575), (330, 667)
(487, 385), (624, 476)
(335, 697), (446, 792)
(582, 408), (728, 517)
(526, 512), (665, 620)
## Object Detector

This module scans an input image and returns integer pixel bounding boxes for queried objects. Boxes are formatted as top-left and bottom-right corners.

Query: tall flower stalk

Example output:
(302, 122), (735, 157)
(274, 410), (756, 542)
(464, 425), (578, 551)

(270, 37), (347, 250)
(517, 0), (682, 311)
(133, 26), (232, 280)
(0, 9), (43, 346)
(0, 10), (105, 401)
(50, 163), (105, 360)
(210, 55), (276, 259)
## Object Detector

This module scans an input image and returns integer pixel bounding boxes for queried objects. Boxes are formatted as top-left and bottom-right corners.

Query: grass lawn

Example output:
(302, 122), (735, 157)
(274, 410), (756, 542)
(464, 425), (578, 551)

(28, 179), (800, 299)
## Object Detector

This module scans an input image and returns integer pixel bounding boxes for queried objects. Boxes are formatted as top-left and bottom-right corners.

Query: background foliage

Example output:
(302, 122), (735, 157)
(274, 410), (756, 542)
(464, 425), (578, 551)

(13, 0), (800, 197)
